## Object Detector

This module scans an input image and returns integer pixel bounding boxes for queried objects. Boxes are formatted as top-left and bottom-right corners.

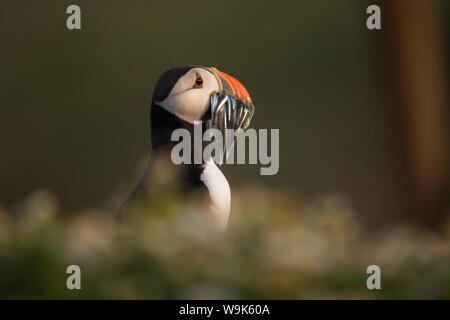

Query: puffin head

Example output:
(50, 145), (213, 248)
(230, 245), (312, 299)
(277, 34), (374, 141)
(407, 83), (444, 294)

(150, 67), (252, 148)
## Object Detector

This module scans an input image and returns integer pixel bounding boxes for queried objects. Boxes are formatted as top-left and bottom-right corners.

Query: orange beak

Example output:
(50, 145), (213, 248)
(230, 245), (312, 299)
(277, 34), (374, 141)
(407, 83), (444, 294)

(210, 67), (252, 104)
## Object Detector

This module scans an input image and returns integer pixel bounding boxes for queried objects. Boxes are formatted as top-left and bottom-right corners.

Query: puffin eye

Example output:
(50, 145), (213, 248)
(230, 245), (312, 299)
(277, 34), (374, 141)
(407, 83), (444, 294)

(193, 75), (203, 88)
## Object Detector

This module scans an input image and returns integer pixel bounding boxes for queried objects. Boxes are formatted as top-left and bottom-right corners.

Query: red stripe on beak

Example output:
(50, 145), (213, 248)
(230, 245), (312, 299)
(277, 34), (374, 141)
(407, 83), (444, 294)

(216, 70), (252, 104)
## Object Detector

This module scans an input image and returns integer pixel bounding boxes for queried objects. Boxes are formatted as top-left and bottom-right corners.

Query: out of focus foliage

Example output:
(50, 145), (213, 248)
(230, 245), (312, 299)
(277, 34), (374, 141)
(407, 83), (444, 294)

(0, 188), (449, 299)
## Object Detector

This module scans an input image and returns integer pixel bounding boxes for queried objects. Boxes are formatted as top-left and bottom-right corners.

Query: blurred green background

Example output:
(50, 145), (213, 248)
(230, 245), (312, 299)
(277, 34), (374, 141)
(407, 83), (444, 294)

(0, 0), (449, 300)
(0, 1), (448, 226)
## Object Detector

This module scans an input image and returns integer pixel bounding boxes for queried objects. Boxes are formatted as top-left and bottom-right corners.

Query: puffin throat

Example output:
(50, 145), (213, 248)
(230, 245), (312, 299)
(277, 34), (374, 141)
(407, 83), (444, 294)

(149, 102), (210, 163)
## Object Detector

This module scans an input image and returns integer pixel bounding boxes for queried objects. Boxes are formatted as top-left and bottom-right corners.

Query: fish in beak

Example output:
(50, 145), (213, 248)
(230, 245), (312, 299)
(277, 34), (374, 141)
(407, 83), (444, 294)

(207, 67), (255, 163)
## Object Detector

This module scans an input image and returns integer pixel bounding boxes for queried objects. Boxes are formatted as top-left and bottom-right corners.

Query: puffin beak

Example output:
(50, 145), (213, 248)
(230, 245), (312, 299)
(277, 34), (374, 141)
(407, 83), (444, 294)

(210, 67), (252, 104)
(207, 67), (256, 164)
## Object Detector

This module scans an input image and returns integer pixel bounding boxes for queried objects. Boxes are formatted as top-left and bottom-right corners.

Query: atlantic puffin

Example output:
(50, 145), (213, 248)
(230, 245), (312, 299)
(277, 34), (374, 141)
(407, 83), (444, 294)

(119, 66), (254, 230)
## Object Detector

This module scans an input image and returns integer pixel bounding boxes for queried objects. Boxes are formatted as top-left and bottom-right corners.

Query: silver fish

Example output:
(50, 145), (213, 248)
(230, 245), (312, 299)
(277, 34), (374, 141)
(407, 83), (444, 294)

(208, 91), (255, 163)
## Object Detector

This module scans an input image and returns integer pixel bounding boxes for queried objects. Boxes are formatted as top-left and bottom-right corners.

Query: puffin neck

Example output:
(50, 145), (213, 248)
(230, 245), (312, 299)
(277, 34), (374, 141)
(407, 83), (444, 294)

(150, 102), (209, 165)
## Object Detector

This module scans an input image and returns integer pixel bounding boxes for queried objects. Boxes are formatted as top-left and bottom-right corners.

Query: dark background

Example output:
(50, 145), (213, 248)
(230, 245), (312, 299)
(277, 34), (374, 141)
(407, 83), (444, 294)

(0, 0), (448, 228)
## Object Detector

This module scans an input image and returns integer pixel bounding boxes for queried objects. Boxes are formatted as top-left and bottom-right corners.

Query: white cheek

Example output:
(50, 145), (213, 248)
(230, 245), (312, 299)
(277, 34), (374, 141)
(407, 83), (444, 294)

(172, 90), (210, 123)
(157, 78), (219, 124)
